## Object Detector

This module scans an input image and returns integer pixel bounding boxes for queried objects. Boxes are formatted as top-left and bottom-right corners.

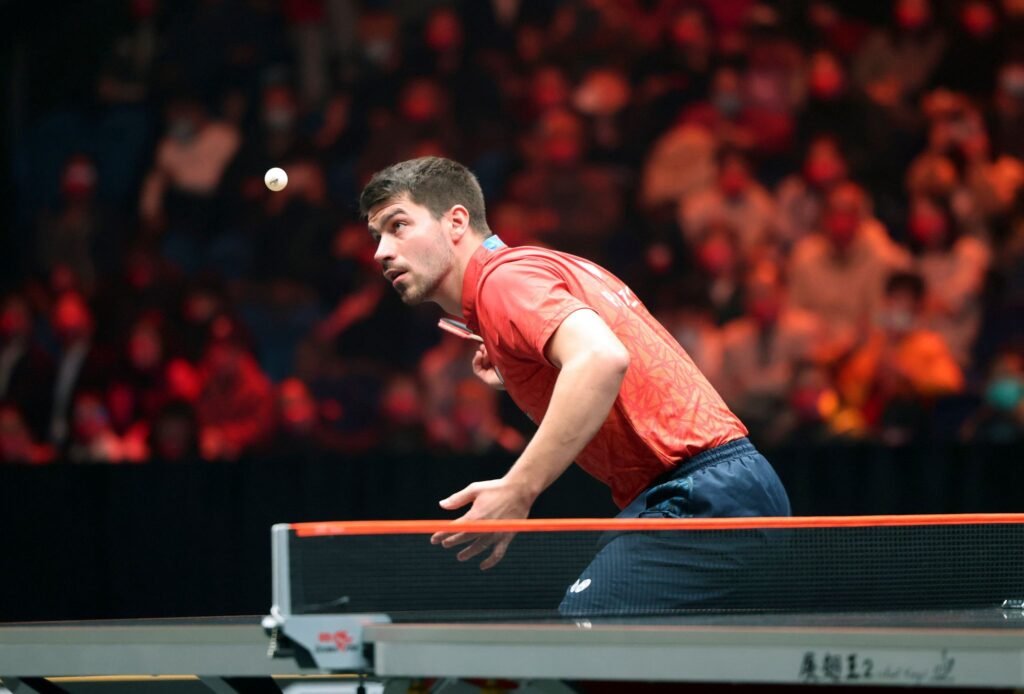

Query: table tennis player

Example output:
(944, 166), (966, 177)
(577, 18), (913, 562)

(361, 156), (791, 615)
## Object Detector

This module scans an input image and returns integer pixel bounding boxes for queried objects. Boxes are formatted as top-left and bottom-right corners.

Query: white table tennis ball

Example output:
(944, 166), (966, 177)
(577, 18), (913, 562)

(264, 167), (288, 192)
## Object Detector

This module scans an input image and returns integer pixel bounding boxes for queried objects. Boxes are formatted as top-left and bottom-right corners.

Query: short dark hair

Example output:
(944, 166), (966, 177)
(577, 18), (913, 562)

(885, 271), (926, 303)
(359, 157), (491, 235)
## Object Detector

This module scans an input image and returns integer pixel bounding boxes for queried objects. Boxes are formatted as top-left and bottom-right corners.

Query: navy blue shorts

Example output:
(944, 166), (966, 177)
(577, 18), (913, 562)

(559, 437), (790, 616)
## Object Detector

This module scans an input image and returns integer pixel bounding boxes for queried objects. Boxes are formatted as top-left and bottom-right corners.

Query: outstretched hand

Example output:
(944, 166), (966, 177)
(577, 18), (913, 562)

(430, 478), (535, 570)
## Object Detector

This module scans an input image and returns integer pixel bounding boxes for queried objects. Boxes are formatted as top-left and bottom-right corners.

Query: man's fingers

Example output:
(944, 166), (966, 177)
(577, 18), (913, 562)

(441, 531), (479, 549)
(456, 536), (495, 562)
(480, 533), (514, 571)
(439, 484), (478, 510)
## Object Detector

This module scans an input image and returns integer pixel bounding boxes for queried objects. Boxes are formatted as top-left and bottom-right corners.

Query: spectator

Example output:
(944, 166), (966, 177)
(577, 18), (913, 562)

(148, 399), (201, 462)
(798, 50), (869, 148)
(837, 272), (965, 443)
(906, 195), (991, 366)
(719, 260), (827, 445)
(633, 4), (717, 138)
(692, 224), (749, 326)
(419, 331), (477, 448)
(120, 316), (169, 417)
(36, 154), (113, 293)
(572, 67), (635, 165)
(852, 0), (946, 113)
(447, 376), (526, 454)
(48, 291), (110, 448)
(800, 2), (873, 58)
(655, 280), (724, 386)
(377, 372), (427, 454)
(639, 121), (716, 218)
(931, 0), (1002, 97)
(139, 96), (241, 270)
(788, 182), (911, 357)
(270, 377), (330, 456)
(0, 403), (53, 465)
(104, 381), (149, 462)
(506, 108), (624, 263)
(195, 317), (276, 460)
(993, 60), (1024, 160)
(784, 361), (844, 442)
(66, 391), (124, 463)
(680, 149), (777, 257)
(775, 134), (849, 246)
(679, 65), (757, 153)
(913, 96), (1024, 236)
(0, 294), (55, 441)
(961, 346), (1024, 441)
(9, 0), (1024, 456)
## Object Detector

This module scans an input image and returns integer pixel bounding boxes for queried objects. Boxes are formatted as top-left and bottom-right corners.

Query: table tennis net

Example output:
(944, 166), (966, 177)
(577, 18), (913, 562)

(278, 517), (1024, 621)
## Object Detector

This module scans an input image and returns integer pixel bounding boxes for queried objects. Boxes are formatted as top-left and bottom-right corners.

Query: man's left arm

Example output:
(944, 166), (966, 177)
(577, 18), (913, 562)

(434, 308), (630, 568)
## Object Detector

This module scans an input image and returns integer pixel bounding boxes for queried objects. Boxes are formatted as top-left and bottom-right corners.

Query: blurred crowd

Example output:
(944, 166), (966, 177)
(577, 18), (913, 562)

(4, 0), (1024, 464)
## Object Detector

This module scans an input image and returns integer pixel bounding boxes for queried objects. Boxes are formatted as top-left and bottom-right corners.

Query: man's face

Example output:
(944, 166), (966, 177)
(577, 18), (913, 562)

(369, 196), (455, 305)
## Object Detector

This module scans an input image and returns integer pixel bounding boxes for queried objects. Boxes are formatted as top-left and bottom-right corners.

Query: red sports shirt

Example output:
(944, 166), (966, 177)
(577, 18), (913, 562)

(461, 238), (747, 508)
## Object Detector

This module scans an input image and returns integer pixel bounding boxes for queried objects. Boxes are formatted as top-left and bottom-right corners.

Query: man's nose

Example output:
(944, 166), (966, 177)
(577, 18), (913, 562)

(374, 235), (394, 264)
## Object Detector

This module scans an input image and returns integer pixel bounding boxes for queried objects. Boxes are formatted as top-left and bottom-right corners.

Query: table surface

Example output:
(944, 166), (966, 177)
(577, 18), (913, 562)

(1, 609), (1023, 688)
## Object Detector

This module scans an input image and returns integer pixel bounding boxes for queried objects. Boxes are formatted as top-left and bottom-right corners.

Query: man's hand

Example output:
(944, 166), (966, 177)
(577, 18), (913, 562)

(430, 478), (537, 570)
(472, 345), (505, 390)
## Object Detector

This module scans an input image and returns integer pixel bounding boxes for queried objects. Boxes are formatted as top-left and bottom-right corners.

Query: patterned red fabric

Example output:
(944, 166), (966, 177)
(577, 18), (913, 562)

(462, 241), (747, 508)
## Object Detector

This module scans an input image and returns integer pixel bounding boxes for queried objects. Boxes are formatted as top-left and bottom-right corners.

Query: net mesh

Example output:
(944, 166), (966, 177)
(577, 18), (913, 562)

(286, 522), (1024, 620)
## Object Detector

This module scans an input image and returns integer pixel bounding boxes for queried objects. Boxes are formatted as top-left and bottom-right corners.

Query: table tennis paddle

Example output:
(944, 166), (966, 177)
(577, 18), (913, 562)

(438, 317), (483, 343)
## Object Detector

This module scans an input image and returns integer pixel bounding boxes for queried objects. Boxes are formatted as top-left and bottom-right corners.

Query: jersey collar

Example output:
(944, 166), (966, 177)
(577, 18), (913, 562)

(461, 235), (506, 330)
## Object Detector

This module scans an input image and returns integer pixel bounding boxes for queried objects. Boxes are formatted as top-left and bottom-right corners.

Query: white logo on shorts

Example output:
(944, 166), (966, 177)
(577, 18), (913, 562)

(568, 578), (592, 594)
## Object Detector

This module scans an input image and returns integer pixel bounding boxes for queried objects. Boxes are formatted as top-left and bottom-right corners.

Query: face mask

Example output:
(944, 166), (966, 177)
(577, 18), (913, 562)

(908, 212), (947, 246)
(882, 308), (914, 332)
(719, 168), (748, 197)
(713, 93), (742, 118)
(426, 15), (460, 52)
(0, 309), (28, 341)
(697, 239), (734, 276)
(895, 5), (928, 31)
(985, 377), (1023, 411)
(671, 17), (704, 48)
(62, 160), (98, 199)
(825, 210), (859, 246)
(169, 119), (196, 143)
(961, 5), (995, 37)
(1000, 68), (1024, 99)
(364, 39), (394, 67)
(544, 138), (580, 166)
(264, 108), (295, 132)
(749, 297), (779, 325)
(791, 386), (825, 421)
(805, 157), (843, 188)
(809, 67), (844, 100)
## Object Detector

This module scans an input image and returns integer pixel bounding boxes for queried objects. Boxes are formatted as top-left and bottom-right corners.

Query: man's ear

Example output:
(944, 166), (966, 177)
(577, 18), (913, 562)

(448, 205), (471, 241)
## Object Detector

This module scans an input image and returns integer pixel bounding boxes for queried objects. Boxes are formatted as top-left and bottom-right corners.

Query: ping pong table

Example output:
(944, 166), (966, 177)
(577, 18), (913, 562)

(3, 518), (1024, 692)
(1, 607), (1023, 692)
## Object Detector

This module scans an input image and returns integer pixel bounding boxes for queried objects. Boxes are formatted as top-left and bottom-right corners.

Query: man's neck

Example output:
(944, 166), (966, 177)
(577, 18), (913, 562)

(435, 233), (488, 316)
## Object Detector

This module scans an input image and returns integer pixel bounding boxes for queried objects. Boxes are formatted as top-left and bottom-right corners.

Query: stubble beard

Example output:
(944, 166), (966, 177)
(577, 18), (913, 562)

(395, 234), (454, 306)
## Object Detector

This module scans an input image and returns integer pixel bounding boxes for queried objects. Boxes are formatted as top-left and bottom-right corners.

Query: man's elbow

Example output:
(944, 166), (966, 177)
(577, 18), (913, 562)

(587, 344), (630, 381)
(610, 345), (631, 375)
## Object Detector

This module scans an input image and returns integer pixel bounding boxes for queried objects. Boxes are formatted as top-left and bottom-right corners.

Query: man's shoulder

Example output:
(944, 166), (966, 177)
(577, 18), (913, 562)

(479, 246), (587, 283)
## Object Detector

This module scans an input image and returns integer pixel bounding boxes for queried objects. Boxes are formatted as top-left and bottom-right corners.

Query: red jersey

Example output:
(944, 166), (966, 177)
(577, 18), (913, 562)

(461, 238), (747, 508)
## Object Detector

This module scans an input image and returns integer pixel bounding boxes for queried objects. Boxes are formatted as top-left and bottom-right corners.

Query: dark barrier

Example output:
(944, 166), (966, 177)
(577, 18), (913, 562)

(1, 443), (1022, 622)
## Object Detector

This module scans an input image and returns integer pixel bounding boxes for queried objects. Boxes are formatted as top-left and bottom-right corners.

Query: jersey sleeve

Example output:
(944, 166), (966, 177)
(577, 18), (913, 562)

(477, 260), (592, 362)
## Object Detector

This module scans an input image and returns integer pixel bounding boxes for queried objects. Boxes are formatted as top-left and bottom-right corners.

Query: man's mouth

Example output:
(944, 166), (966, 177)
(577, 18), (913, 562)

(384, 269), (407, 283)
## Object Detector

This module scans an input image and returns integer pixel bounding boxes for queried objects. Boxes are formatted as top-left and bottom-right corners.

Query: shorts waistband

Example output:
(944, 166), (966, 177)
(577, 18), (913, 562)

(667, 437), (758, 481)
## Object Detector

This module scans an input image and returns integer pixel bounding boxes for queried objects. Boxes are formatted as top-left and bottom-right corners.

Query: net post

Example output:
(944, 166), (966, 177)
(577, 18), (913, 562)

(270, 523), (292, 618)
